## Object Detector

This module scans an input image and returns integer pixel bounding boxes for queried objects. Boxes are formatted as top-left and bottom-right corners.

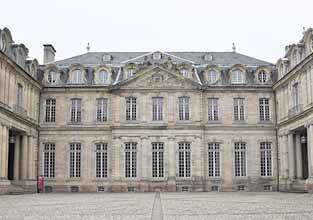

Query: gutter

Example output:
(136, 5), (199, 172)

(274, 89), (280, 191)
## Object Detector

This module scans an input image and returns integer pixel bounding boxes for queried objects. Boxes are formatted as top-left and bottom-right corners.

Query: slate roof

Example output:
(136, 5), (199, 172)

(54, 51), (273, 67)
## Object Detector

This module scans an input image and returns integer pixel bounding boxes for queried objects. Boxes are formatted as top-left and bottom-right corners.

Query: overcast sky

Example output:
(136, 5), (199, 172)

(1, 0), (313, 64)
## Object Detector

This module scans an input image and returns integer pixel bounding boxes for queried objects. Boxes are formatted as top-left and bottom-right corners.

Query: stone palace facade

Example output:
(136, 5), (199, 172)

(0, 27), (313, 194)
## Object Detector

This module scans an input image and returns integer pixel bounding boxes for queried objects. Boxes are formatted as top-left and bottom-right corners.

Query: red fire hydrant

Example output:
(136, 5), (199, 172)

(37, 175), (44, 193)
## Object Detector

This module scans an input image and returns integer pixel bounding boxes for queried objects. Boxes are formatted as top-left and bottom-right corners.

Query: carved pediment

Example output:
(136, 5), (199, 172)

(116, 66), (200, 90)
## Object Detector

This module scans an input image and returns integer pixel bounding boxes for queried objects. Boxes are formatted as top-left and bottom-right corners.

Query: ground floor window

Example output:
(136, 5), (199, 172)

(125, 142), (137, 178)
(208, 143), (220, 177)
(95, 143), (108, 178)
(178, 142), (191, 177)
(234, 142), (246, 176)
(260, 142), (272, 176)
(69, 143), (81, 178)
(43, 143), (55, 178)
(152, 142), (164, 178)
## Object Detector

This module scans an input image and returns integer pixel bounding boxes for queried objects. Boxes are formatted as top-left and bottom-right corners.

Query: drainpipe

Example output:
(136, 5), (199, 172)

(36, 89), (42, 193)
(274, 89), (280, 192)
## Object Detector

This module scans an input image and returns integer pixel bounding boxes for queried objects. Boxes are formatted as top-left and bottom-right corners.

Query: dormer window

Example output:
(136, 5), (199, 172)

(231, 70), (244, 84)
(99, 70), (108, 83)
(127, 68), (135, 78)
(103, 54), (112, 62)
(310, 36), (313, 52)
(180, 69), (188, 77)
(0, 34), (6, 52)
(204, 54), (213, 61)
(258, 70), (267, 84)
(72, 69), (83, 84)
(207, 70), (217, 83)
(153, 52), (161, 60)
(293, 50), (298, 66)
(48, 71), (56, 84)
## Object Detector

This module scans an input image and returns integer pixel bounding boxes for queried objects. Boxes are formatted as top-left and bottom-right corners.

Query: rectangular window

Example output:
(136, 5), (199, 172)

(152, 143), (164, 178)
(293, 83), (299, 108)
(259, 98), (270, 121)
(208, 143), (220, 177)
(125, 143), (137, 178)
(17, 84), (23, 107)
(71, 98), (82, 123)
(234, 98), (244, 121)
(45, 99), (56, 122)
(178, 142), (191, 177)
(96, 98), (108, 122)
(208, 98), (219, 121)
(234, 142), (246, 177)
(95, 143), (108, 178)
(43, 143), (55, 178)
(126, 97), (137, 121)
(260, 142), (272, 176)
(152, 97), (163, 121)
(179, 97), (190, 121)
(69, 143), (81, 178)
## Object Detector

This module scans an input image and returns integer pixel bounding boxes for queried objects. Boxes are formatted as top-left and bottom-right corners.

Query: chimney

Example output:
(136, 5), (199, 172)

(43, 44), (56, 64)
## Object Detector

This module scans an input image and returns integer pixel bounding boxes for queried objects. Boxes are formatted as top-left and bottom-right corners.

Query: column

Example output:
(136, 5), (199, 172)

(278, 135), (285, 178)
(168, 136), (176, 179)
(13, 135), (20, 180)
(140, 136), (148, 179)
(307, 124), (313, 178)
(27, 135), (34, 180)
(288, 133), (295, 179)
(0, 125), (9, 179)
(295, 134), (303, 179)
(111, 136), (121, 180)
(21, 135), (29, 180)
(281, 135), (289, 178)
(0, 125), (3, 178)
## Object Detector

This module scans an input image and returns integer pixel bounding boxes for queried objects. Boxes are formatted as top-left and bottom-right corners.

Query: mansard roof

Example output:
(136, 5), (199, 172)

(54, 51), (272, 67)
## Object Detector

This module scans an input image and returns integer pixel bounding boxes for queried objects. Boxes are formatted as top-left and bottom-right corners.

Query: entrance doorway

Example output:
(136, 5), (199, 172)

(301, 135), (308, 179)
(8, 142), (15, 180)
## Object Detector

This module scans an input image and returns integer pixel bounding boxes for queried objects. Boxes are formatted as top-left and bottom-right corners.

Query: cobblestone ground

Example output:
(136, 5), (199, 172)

(0, 192), (313, 220)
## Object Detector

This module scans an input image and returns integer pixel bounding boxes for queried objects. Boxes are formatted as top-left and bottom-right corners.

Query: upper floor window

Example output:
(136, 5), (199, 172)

(47, 71), (56, 84)
(179, 96), (190, 121)
(95, 143), (108, 178)
(71, 69), (83, 84)
(17, 84), (23, 107)
(180, 69), (188, 78)
(45, 98), (56, 122)
(99, 70), (108, 83)
(208, 98), (218, 121)
(127, 68), (135, 78)
(126, 97), (137, 121)
(258, 70), (267, 84)
(0, 34), (6, 52)
(311, 36), (313, 52)
(231, 70), (244, 84)
(260, 142), (272, 177)
(152, 97), (163, 121)
(259, 98), (270, 121)
(292, 83), (299, 108)
(234, 98), (244, 121)
(71, 98), (82, 123)
(178, 142), (191, 178)
(207, 70), (217, 84)
(96, 98), (108, 122)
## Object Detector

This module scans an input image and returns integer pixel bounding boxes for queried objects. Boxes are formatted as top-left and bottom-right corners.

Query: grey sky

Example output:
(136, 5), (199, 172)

(1, 0), (313, 64)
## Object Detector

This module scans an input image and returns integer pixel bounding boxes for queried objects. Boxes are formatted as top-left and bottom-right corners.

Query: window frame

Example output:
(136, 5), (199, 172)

(95, 143), (108, 178)
(178, 142), (191, 178)
(69, 143), (81, 178)
(259, 98), (270, 121)
(178, 96), (190, 121)
(96, 98), (108, 122)
(234, 142), (247, 177)
(233, 98), (245, 121)
(43, 143), (56, 178)
(208, 98), (219, 121)
(152, 142), (164, 178)
(260, 142), (272, 177)
(152, 97), (163, 121)
(125, 142), (137, 178)
(125, 97), (137, 121)
(208, 143), (220, 177)
(231, 70), (244, 84)
(45, 98), (56, 123)
(70, 98), (82, 123)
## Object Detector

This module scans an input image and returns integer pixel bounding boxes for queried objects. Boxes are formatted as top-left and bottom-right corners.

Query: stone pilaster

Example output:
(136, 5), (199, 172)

(295, 134), (302, 179)
(287, 133), (295, 179)
(1, 125), (9, 179)
(27, 135), (34, 180)
(21, 135), (29, 180)
(14, 135), (20, 180)
(306, 124), (313, 192)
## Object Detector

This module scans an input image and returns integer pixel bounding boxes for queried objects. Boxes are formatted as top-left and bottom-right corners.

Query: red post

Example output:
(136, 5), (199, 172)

(37, 175), (44, 193)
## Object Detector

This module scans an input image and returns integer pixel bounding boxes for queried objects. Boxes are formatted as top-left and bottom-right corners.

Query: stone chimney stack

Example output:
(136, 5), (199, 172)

(43, 44), (56, 64)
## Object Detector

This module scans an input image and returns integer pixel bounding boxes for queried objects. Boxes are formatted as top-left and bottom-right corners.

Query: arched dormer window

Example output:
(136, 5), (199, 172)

(207, 70), (218, 84)
(47, 71), (56, 84)
(0, 33), (6, 52)
(99, 70), (108, 83)
(258, 70), (267, 84)
(127, 68), (135, 78)
(71, 69), (83, 84)
(310, 36), (313, 52)
(231, 69), (244, 84)
(180, 68), (188, 78)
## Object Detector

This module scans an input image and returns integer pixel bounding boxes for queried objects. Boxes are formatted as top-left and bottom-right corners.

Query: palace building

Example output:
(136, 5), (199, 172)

(0, 27), (312, 194)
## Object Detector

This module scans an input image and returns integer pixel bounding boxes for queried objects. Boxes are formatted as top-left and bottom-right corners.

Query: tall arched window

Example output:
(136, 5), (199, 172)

(99, 70), (108, 83)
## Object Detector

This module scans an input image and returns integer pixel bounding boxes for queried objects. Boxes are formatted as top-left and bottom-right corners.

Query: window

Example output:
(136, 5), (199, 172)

(234, 142), (246, 177)
(207, 70), (217, 83)
(127, 68), (135, 78)
(260, 142), (272, 176)
(231, 70), (244, 84)
(0, 34), (6, 52)
(152, 143), (164, 178)
(179, 96), (190, 121)
(126, 97), (137, 121)
(71, 69), (83, 84)
(311, 36), (313, 52)
(208, 98), (218, 121)
(71, 98), (82, 123)
(152, 97), (163, 121)
(178, 142), (191, 178)
(180, 69), (188, 77)
(258, 70), (267, 84)
(234, 98), (244, 121)
(17, 84), (23, 107)
(43, 143), (55, 178)
(96, 98), (108, 122)
(125, 143), (137, 178)
(292, 83), (299, 108)
(99, 70), (108, 83)
(259, 98), (270, 121)
(47, 71), (56, 84)
(208, 143), (220, 177)
(45, 99), (56, 122)
(95, 143), (108, 178)
(69, 143), (81, 178)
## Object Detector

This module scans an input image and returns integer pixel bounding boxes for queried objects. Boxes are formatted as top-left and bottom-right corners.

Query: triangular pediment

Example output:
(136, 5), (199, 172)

(113, 66), (201, 90)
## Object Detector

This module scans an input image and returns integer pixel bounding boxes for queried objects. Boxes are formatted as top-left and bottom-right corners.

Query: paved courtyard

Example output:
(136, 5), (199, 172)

(0, 192), (313, 220)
